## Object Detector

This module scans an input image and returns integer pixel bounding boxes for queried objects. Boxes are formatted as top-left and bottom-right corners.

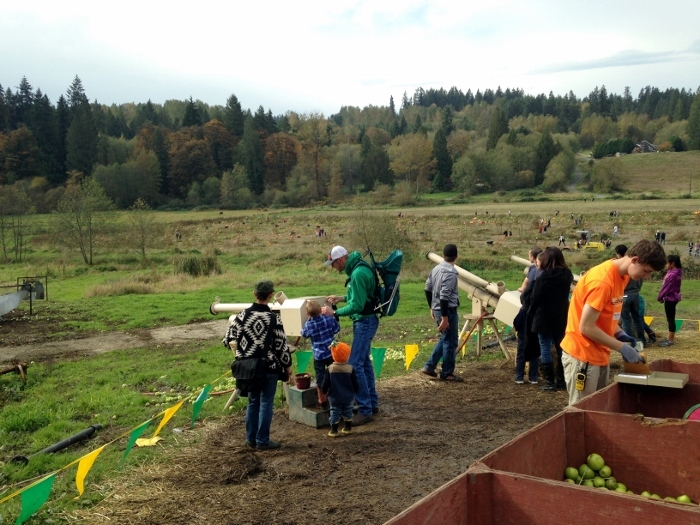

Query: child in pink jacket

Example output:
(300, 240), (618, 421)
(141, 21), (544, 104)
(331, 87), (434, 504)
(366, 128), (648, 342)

(657, 254), (682, 346)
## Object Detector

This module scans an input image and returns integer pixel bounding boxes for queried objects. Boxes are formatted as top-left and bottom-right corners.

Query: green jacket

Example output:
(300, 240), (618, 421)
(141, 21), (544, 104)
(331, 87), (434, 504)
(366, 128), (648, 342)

(336, 251), (377, 321)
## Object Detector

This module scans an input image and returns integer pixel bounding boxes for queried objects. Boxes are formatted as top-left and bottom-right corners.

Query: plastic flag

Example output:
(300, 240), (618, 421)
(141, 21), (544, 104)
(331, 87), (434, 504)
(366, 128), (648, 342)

(295, 351), (313, 374)
(371, 347), (386, 378)
(120, 421), (151, 468)
(644, 316), (653, 326)
(15, 474), (55, 524)
(675, 319), (684, 332)
(76, 446), (105, 496)
(191, 385), (211, 429)
(405, 344), (419, 371)
(151, 400), (185, 439)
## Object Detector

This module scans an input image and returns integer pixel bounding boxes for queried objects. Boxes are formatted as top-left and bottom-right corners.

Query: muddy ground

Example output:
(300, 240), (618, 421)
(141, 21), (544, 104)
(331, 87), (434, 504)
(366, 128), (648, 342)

(3, 314), (699, 524)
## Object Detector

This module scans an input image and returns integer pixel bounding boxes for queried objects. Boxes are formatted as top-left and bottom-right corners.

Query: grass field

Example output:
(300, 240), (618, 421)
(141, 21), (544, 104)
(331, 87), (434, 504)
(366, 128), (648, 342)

(3, 194), (700, 521)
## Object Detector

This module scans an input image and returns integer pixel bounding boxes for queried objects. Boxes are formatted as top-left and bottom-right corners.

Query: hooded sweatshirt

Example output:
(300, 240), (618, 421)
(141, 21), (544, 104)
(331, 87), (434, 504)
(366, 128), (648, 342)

(527, 266), (574, 336)
(335, 251), (377, 321)
(658, 267), (682, 303)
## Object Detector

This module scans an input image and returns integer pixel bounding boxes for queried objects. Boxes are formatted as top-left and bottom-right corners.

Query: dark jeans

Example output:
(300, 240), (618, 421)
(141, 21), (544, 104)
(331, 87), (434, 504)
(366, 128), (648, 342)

(313, 356), (334, 389)
(424, 309), (459, 379)
(621, 294), (646, 342)
(349, 315), (379, 416)
(246, 373), (279, 446)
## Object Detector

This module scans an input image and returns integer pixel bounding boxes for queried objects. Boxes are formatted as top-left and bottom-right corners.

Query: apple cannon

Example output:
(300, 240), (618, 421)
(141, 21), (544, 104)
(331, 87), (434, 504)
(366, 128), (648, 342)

(426, 252), (521, 360)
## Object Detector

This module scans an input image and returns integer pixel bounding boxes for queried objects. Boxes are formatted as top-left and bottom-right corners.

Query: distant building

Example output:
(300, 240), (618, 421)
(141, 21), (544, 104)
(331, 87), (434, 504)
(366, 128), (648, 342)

(633, 140), (657, 153)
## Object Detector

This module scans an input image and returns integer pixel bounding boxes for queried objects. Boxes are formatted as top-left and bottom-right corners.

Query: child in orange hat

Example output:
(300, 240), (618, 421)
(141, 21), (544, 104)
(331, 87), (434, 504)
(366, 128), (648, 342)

(321, 342), (359, 437)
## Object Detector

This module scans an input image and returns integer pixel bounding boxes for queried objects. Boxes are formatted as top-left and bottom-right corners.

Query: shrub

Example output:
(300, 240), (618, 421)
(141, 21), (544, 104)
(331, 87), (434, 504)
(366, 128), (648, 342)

(174, 252), (222, 277)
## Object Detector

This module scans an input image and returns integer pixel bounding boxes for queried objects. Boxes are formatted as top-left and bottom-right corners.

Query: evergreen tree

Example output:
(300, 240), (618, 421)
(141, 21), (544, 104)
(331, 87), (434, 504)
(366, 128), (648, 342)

(28, 92), (62, 181)
(54, 95), (70, 184)
(67, 75), (87, 116)
(389, 95), (396, 116)
(534, 130), (560, 185)
(441, 105), (454, 135)
(361, 139), (393, 190)
(486, 107), (509, 150)
(66, 97), (98, 176)
(15, 76), (34, 126)
(239, 118), (266, 195)
(0, 84), (7, 132)
(401, 91), (411, 110)
(182, 97), (202, 127)
(688, 92), (700, 150)
(432, 128), (452, 190)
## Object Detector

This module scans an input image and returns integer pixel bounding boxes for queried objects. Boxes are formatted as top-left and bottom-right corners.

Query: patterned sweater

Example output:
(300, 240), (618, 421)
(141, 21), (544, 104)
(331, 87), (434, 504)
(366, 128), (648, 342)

(222, 303), (292, 375)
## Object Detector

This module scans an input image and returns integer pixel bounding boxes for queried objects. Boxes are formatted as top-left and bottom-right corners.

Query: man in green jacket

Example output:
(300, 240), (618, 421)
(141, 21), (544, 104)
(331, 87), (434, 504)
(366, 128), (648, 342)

(324, 246), (378, 426)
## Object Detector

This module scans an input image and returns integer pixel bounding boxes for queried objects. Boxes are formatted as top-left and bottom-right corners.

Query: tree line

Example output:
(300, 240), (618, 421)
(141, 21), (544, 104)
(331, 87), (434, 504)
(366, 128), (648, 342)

(1, 75), (699, 220)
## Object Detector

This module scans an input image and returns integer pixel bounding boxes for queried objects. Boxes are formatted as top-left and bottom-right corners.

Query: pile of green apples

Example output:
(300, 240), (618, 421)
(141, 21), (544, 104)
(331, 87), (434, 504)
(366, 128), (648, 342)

(563, 453), (694, 504)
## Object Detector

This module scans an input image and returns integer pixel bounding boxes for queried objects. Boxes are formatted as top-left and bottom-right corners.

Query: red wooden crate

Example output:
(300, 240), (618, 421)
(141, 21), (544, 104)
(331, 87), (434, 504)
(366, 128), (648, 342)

(650, 359), (700, 383)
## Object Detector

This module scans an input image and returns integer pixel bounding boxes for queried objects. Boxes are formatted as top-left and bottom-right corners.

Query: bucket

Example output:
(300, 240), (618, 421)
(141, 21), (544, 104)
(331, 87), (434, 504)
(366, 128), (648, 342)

(295, 373), (311, 389)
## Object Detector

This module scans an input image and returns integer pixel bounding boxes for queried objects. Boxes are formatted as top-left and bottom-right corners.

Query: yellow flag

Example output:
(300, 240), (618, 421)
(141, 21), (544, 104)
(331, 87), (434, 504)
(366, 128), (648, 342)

(644, 316), (653, 326)
(152, 400), (185, 438)
(76, 446), (105, 496)
(405, 344), (419, 371)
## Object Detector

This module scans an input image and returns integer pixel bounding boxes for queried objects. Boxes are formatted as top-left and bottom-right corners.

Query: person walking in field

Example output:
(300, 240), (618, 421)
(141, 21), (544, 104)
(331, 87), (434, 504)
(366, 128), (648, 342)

(657, 254), (682, 347)
(560, 240), (666, 405)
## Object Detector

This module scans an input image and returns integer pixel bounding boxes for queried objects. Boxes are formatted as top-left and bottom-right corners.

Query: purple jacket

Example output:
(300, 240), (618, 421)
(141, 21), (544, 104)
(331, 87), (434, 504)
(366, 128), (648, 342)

(657, 267), (682, 303)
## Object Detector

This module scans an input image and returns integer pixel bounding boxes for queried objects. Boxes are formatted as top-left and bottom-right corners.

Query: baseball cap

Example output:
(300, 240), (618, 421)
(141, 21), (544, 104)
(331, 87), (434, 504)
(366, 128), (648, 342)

(324, 246), (348, 266)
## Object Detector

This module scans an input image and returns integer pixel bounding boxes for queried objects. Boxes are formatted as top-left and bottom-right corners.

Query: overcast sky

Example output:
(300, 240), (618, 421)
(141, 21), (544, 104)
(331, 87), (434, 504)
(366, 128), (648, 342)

(2, 0), (699, 116)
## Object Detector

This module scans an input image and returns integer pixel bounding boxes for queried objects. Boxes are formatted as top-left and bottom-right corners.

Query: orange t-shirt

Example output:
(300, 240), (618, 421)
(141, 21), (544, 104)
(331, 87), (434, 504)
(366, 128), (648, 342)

(561, 260), (629, 366)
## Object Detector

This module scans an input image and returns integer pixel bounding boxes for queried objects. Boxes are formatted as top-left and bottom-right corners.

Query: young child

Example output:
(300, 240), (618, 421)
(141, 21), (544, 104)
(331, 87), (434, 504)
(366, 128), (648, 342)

(657, 254), (682, 347)
(321, 342), (359, 437)
(300, 300), (340, 408)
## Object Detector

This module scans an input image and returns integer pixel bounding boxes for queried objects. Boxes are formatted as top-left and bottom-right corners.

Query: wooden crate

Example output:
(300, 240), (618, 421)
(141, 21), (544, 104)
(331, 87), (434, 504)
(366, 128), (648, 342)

(650, 359), (700, 383)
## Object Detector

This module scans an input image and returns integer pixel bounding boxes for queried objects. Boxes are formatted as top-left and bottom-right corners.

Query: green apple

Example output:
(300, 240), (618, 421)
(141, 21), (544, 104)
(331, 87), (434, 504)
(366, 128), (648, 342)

(641, 491), (651, 498)
(593, 476), (606, 488)
(616, 483), (627, 492)
(598, 465), (612, 478)
(677, 495), (692, 504)
(605, 477), (618, 490)
(565, 467), (579, 480)
(579, 464), (595, 480)
(587, 453), (605, 471)
(583, 479), (595, 487)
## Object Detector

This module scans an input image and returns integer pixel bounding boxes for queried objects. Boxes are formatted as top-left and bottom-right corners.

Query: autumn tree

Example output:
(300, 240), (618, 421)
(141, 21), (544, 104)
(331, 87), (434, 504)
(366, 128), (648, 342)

(126, 198), (165, 261)
(54, 177), (114, 265)
(0, 183), (33, 262)
(220, 164), (255, 209)
(297, 113), (330, 199)
(264, 132), (299, 189)
(388, 134), (436, 195)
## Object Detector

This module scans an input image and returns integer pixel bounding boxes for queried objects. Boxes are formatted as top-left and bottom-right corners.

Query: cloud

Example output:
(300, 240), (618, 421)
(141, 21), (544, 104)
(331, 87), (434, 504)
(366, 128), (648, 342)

(534, 41), (700, 74)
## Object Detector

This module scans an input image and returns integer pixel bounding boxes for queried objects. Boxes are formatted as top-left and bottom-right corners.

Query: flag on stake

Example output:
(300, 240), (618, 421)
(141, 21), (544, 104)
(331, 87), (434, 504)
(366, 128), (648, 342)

(76, 446), (105, 496)
(644, 316), (653, 326)
(405, 344), (419, 371)
(120, 420), (151, 469)
(15, 473), (55, 524)
(675, 319), (684, 332)
(152, 400), (185, 439)
(191, 384), (212, 429)
(295, 351), (313, 374)
(372, 347), (386, 378)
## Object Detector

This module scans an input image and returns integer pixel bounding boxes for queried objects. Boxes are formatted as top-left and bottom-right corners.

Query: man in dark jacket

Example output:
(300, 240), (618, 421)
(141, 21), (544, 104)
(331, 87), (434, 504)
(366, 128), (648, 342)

(324, 246), (379, 426)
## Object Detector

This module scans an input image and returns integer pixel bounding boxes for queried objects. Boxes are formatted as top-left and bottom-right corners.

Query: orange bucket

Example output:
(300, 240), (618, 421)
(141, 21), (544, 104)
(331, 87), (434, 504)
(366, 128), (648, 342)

(295, 373), (311, 389)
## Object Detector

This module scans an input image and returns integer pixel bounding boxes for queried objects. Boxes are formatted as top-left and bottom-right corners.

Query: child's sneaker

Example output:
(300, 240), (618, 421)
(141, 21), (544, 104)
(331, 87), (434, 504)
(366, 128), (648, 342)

(328, 423), (339, 438)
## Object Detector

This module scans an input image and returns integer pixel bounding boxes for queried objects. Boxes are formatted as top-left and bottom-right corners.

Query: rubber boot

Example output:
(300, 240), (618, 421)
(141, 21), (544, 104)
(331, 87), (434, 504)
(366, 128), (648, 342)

(341, 418), (352, 435)
(539, 362), (556, 392)
(327, 423), (339, 438)
(555, 361), (566, 390)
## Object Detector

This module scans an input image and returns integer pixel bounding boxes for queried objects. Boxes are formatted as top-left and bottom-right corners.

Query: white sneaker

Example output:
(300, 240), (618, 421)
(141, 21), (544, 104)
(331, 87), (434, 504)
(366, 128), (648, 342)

(515, 380), (525, 385)
(529, 380), (539, 385)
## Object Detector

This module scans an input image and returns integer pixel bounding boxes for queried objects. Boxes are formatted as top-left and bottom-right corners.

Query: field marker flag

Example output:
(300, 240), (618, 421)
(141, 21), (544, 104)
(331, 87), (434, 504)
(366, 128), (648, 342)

(295, 351), (313, 374)
(191, 385), (212, 429)
(146, 400), (185, 443)
(76, 446), (106, 496)
(15, 473), (55, 524)
(120, 421), (151, 468)
(372, 347), (386, 377)
(645, 316), (654, 326)
(405, 344), (419, 370)
(676, 319), (684, 331)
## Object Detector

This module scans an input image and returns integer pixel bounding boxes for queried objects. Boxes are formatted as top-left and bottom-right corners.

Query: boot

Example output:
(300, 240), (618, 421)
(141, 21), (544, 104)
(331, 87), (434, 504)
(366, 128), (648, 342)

(341, 418), (352, 435)
(555, 362), (566, 390)
(539, 362), (556, 392)
(327, 423), (339, 438)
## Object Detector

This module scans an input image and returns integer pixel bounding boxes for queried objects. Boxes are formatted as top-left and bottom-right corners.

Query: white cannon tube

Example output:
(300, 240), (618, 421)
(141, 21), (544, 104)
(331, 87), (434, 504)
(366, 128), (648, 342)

(509, 254), (581, 282)
(426, 252), (505, 298)
(426, 252), (501, 309)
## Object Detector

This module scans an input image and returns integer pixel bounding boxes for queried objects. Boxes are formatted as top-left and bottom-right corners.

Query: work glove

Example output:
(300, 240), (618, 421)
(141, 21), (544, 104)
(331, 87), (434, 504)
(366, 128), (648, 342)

(615, 331), (636, 348)
(620, 344), (646, 364)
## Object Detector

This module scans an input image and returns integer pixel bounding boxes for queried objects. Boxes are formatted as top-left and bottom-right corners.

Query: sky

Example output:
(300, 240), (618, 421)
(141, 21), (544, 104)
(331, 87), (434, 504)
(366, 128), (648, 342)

(2, 0), (700, 116)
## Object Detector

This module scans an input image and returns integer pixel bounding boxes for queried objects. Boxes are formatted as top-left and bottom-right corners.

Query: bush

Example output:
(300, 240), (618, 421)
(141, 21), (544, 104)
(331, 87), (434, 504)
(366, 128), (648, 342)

(174, 252), (222, 277)
(592, 138), (635, 159)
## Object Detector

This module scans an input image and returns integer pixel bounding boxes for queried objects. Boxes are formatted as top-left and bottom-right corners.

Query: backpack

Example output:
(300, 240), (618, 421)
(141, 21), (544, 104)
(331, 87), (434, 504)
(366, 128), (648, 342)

(362, 249), (404, 317)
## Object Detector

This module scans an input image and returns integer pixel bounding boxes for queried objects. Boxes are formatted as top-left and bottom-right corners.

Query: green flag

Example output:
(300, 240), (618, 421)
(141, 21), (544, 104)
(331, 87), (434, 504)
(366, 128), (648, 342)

(675, 319), (684, 332)
(15, 474), (55, 524)
(119, 420), (151, 469)
(371, 347), (386, 378)
(295, 351), (313, 374)
(191, 384), (211, 429)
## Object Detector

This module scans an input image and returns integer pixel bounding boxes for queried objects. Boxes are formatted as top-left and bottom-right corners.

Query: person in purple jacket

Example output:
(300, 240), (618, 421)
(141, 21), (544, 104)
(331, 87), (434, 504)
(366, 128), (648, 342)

(657, 254), (682, 347)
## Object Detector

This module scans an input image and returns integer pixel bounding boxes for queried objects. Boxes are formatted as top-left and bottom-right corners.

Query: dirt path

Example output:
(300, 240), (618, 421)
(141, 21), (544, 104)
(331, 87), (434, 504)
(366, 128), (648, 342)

(1, 319), (229, 364)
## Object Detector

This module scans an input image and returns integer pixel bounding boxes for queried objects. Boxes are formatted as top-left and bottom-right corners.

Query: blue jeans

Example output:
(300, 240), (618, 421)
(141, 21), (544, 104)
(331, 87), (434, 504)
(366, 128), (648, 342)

(515, 329), (539, 382)
(537, 333), (554, 364)
(246, 373), (279, 446)
(621, 294), (645, 342)
(349, 315), (379, 416)
(424, 309), (459, 379)
(329, 402), (354, 425)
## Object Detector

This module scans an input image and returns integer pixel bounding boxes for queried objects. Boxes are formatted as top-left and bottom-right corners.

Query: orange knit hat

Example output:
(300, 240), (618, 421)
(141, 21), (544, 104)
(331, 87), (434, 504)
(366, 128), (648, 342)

(331, 341), (351, 363)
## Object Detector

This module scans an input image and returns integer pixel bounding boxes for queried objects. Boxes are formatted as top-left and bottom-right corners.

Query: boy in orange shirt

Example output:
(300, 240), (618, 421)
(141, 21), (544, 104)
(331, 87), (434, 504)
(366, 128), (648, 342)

(561, 239), (666, 405)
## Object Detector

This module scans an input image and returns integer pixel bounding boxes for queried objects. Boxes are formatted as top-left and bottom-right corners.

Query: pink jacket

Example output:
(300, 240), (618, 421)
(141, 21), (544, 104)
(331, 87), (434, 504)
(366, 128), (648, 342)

(657, 267), (682, 303)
